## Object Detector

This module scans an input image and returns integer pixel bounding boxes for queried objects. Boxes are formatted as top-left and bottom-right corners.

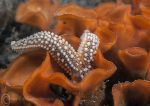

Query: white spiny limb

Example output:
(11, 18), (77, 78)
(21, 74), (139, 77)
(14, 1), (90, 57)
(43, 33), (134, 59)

(11, 30), (100, 80)
(77, 30), (100, 76)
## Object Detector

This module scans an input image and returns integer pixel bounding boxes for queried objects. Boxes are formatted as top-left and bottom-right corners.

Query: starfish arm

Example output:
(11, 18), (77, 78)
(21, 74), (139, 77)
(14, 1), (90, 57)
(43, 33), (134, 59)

(78, 30), (99, 62)
(11, 30), (100, 80)
(77, 30), (100, 73)
(11, 31), (80, 76)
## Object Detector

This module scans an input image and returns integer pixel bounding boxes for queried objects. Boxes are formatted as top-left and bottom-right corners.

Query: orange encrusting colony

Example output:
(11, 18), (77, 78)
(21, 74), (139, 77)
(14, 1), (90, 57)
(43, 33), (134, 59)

(0, 0), (150, 105)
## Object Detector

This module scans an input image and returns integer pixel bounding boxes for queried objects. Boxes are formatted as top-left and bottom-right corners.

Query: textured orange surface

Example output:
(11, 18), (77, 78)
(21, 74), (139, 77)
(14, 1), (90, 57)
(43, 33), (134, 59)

(0, 0), (150, 105)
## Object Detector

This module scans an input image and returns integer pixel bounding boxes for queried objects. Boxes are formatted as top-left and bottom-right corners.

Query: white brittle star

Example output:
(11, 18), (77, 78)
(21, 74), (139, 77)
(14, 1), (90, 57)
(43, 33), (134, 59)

(11, 30), (100, 81)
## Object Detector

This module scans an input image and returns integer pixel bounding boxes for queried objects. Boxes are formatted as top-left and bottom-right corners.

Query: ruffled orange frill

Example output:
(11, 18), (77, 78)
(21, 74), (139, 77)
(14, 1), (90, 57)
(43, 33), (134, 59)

(0, 48), (116, 106)
(23, 49), (116, 106)
(112, 80), (150, 106)
(118, 47), (149, 78)
(16, 0), (60, 30)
